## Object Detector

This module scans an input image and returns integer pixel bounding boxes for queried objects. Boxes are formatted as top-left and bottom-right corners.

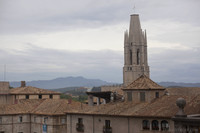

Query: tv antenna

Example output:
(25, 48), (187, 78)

(133, 5), (136, 13)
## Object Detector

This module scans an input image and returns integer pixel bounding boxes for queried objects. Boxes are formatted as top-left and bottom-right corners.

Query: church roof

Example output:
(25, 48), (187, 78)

(9, 86), (61, 95)
(123, 75), (165, 90)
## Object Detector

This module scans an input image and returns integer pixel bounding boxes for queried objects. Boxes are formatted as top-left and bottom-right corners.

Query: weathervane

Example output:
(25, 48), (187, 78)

(133, 5), (136, 13)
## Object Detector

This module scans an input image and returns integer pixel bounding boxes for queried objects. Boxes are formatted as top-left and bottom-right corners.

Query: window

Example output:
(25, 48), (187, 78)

(137, 49), (140, 65)
(34, 117), (36, 122)
(161, 120), (169, 131)
(152, 120), (159, 130)
(39, 95), (42, 99)
(127, 92), (132, 101)
(19, 116), (23, 122)
(142, 120), (150, 130)
(155, 92), (159, 98)
(76, 118), (84, 132)
(44, 117), (48, 124)
(49, 94), (53, 99)
(130, 50), (132, 65)
(61, 118), (66, 124)
(25, 95), (29, 99)
(0, 117), (2, 124)
(140, 92), (145, 102)
(103, 120), (112, 133)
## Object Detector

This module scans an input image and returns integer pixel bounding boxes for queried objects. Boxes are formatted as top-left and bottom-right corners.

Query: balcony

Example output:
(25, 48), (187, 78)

(76, 123), (84, 132)
(103, 126), (112, 133)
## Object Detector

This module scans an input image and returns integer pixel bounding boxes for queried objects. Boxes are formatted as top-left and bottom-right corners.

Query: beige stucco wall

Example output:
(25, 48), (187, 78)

(53, 95), (60, 99)
(124, 90), (165, 103)
(29, 95), (39, 99)
(0, 95), (13, 104)
(67, 114), (174, 133)
(42, 95), (49, 99)
(0, 114), (67, 133)
(18, 95), (26, 99)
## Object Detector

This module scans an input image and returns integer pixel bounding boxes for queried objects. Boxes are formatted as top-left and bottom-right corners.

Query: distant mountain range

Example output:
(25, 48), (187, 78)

(158, 82), (200, 88)
(10, 76), (114, 89)
(10, 76), (200, 89)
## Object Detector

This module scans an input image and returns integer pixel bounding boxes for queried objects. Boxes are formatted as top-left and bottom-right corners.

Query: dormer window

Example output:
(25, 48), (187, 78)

(127, 92), (132, 101)
(155, 92), (159, 98)
(25, 95), (29, 99)
(140, 92), (145, 102)
(39, 95), (42, 99)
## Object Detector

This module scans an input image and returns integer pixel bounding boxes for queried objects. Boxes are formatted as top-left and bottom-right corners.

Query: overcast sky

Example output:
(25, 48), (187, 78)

(0, 0), (200, 83)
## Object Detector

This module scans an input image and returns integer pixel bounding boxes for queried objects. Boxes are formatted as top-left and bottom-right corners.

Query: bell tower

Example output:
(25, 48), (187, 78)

(123, 14), (150, 86)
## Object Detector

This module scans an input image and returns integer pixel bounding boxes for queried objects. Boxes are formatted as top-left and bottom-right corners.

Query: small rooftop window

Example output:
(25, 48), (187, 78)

(0, 117), (2, 123)
(25, 95), (29, 99)
(39, 95), (42, 99)
(155, 92), (159, 98)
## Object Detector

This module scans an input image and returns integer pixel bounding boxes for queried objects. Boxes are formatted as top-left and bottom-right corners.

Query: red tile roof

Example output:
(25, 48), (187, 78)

(123, 75), (165, 90)
(9, 86), (61, 95)
(0, 99), (85, 115)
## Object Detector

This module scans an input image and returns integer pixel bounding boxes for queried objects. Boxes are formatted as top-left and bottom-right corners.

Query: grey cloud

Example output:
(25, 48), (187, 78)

(1, 0), (199, 34)
(0, 44), (199, 83)
(149, 47), (200, 82)
(0, 44), (123, 82)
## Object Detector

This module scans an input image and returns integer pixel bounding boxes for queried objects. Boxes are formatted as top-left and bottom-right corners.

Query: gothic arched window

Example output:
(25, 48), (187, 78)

(130, 50), (132, 65)
(137, 49), (140, 65)
(152, 120), (159, 130)
(142, 120), (150, 130)
(161, 120), (169, 131)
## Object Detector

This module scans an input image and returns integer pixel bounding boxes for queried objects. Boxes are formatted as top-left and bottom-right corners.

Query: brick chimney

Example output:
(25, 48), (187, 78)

(21, 81), (26, 87)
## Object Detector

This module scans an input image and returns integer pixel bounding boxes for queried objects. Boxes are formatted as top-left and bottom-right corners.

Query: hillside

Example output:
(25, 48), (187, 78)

(10, 76), (114, 89)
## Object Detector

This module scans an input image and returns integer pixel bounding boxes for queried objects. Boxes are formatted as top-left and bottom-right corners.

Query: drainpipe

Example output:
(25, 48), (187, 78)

(30, 114), (32, 133)
(12, 115), (13, 133)
(93, 115), (95, 133)
(70, 115), (72, 133)
(128, 117), (130, 133)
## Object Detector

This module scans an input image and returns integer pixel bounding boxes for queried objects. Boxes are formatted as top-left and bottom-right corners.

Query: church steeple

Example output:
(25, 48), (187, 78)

(123, 14), (150, 86)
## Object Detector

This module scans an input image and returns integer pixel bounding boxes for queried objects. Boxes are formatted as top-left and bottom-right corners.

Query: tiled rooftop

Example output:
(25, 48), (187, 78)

(67, 94), (200, 118)
(9, 86), (61, 95)
(0, 99), (84, 115)
(123, 75), (165, 90)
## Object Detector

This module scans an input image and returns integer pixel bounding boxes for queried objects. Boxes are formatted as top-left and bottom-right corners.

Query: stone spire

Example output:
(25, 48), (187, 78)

(123, 14), (150, 86)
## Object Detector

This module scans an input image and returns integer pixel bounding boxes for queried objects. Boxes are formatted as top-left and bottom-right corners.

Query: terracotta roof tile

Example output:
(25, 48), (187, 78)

(10, 86), (61, 95)
(123, 75), (165, 90)
(0, 99), (85, 115)
(67, 95), (200, 118)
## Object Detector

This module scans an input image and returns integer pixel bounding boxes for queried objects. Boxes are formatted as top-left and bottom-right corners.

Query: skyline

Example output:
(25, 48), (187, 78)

(0, 0), (200, 83)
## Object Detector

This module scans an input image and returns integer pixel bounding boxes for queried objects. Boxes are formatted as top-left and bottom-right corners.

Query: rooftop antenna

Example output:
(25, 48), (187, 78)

(4, 64), (6, 81)
(133, 4), (136, 13)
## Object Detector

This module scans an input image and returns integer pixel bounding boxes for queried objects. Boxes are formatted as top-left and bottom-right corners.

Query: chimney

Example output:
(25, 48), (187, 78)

(21, 81), (26, 87)
(68, 99), (72, 104)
